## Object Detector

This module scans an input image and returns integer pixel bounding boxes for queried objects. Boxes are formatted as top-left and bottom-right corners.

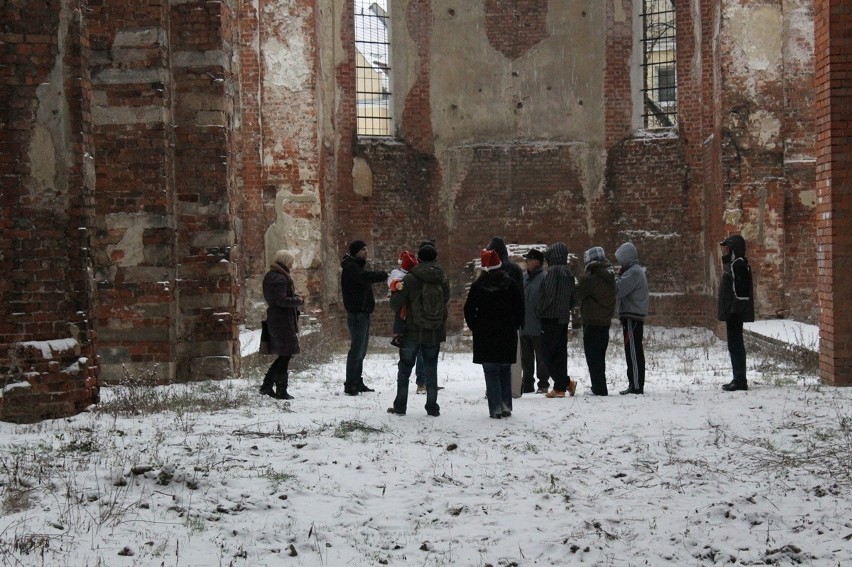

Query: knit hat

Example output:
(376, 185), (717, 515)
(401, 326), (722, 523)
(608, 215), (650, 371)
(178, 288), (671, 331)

(399, 250), (418, 271)
(583, 246), (606, 266)
(418, 244), (437, 262)
(480, 249), (502, 271)
(524, 248), (544, 262)
(348, 240), (367, 256)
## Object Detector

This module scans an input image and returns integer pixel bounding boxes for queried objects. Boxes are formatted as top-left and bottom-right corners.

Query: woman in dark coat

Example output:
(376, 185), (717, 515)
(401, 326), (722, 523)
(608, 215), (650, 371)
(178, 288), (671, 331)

(260, 249), (303, 399)
(464, 249), (524, 418)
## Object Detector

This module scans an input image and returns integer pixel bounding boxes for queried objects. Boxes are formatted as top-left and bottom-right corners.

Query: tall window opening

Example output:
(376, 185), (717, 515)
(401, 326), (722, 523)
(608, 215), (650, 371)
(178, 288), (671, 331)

(355, 1), (392, 136)
(641, 0), (677, 128)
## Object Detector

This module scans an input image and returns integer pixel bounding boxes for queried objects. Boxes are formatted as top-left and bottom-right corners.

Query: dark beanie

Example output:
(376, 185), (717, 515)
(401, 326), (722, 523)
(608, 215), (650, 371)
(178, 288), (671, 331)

(418, 244), (437, 262)
(348, 240), (367, 256)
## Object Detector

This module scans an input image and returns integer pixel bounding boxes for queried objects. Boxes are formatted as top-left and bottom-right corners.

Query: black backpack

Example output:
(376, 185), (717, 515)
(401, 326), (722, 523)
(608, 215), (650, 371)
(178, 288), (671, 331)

(410, 276), (446, 330)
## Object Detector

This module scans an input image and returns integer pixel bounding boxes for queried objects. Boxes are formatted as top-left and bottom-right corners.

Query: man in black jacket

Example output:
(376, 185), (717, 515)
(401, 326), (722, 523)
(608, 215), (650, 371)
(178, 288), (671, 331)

(718, 234), (755, 391)
(341, 240), (388, 396)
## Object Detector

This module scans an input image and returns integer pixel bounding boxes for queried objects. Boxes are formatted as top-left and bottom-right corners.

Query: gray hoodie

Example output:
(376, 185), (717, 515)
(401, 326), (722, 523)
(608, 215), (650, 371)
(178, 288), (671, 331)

(615, 242), (649, 320)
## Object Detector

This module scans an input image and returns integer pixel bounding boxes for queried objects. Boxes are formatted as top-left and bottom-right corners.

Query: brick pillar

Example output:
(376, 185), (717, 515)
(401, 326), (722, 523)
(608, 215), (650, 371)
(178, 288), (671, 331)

(814, 0), (852, 385)
(0, 0), (99, 423)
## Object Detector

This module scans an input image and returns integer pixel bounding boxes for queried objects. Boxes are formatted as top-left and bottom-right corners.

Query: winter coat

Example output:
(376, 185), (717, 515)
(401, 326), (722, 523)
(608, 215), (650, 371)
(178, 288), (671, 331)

(263, 262), (303, 356)
(718, 235), (755, 322)
(576, 260), (617, 326)
(615, 242), (649, 320)
(464, 270), (524, 364)
(521, 266), (546, 336)
(389, 261), (450, 345)
(340, 254), (388, 314)
(487, 237), (525, 292)
(536, 242), (575, 323)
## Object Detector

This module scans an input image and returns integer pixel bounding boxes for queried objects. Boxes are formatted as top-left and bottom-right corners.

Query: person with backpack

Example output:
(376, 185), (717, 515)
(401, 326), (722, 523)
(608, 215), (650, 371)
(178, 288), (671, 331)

(341, 240), (388, 396)
(718, 234), (755, 391)
(576, 246), (616, 396)
(386, 242), (450, 417)
(464, 249), (525, 418)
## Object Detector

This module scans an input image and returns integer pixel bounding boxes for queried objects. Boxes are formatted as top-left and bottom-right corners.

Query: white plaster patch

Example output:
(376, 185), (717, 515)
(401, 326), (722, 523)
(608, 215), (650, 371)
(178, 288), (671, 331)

(727, 5), (782, 73)
(262, 35), (310, 89)
(748, 110), (781, 149)
(798, 190), (817, 208)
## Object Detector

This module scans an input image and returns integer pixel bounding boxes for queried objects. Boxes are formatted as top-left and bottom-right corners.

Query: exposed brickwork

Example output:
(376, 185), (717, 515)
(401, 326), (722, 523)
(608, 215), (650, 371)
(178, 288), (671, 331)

(3, 0), (848, 422)
(1, 0), (99, 423)
(814, 0), (852, 384)
(484, 0), (549, 61)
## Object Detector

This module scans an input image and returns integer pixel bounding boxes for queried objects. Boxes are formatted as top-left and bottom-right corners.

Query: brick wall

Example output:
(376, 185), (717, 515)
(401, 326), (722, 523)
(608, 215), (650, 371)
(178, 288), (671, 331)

(814, 0), (852, 384)
(0, 0), (99, 423)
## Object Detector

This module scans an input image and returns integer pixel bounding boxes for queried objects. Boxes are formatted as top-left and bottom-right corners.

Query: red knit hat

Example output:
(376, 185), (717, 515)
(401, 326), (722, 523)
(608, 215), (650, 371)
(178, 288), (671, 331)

(480, 249), (502, 271)
(399, 250), (419, 271)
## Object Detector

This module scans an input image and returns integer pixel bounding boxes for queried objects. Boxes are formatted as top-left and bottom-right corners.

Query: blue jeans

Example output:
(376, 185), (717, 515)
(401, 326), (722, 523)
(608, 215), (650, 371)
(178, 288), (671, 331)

(392, 339), (440, 414)
(415, 350), (426, 386)
(346, 312), (371, 390)
(482, 363), (512, 416)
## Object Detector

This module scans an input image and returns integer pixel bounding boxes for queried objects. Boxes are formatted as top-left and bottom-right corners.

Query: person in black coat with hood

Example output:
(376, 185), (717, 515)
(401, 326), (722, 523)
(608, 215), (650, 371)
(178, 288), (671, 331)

(341, 240), (388, 396)
(718, 234), (755, 391)
(260, 249), (304, 400)
(464, 249), (525, 418)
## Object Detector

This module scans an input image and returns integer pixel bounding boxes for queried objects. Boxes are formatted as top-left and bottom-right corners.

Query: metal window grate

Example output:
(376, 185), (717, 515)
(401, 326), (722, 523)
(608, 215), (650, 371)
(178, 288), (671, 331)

(641, 0), (678, 128)
(355, 1), (392, 136)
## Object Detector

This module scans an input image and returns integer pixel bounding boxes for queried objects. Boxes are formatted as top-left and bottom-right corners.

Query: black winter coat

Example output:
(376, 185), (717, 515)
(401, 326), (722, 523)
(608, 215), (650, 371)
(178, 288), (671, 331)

(576, 261), (616, 326)
(464, 270), (524, 364)
(718, 235), (755, 322)
(263, 263), (303, 356)
(340, 254), (388, 314)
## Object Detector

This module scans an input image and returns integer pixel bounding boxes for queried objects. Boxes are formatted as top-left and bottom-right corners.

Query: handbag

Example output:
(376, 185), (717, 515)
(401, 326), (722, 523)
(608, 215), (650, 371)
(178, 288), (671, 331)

(259, 320), (271, 355)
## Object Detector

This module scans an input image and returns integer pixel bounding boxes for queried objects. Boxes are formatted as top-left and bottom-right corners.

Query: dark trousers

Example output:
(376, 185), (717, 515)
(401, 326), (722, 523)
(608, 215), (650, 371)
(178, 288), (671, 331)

(414, 350), (426, 386)
(520, 334), (549, 391)
(345, 312), (371, 390)
(393, 339), (441, 414)
(262, 355), (292, 388)
(726, 316), (747, 383)
(621, 318), (645, 392)
(482, 362), (512, 416)
(541, 318), (570, 391)
(583, 324), (610, 395)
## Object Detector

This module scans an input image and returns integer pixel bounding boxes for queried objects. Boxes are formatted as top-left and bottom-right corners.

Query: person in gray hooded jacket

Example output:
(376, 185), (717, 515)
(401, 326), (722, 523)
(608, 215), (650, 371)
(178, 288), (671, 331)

(536, 242), (577, 398)
(615, 242), (649, 395)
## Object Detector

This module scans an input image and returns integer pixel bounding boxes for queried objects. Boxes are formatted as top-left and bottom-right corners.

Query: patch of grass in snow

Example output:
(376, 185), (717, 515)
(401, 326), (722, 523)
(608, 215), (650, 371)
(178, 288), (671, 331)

(332, 419), (387, 439)
(96, 364), (252, 418)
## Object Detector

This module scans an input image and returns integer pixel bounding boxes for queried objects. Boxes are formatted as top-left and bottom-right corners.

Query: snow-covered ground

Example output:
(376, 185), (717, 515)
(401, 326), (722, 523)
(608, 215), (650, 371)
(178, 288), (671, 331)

(1, 327), (850, 566)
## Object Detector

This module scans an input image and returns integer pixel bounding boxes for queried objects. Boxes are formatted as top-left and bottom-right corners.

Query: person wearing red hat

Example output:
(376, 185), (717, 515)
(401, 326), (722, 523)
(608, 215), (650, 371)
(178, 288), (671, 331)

(464, 249), (525, 418)
(387, 250), (420, 347)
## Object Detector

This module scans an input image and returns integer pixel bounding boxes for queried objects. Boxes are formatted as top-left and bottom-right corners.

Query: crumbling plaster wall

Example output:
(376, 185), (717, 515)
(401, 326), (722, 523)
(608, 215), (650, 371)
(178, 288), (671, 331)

(240, 0), (327, 327)
(718, 0), (816, 321)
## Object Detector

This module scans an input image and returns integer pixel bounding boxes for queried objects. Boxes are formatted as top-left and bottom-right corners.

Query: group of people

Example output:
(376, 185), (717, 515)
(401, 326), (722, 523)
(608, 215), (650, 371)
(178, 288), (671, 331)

(258, 234), (755, 414)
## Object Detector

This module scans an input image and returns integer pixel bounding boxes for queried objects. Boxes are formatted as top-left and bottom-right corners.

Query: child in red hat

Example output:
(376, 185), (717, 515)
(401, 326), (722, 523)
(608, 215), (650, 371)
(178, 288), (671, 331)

(387, 250), (419, 347)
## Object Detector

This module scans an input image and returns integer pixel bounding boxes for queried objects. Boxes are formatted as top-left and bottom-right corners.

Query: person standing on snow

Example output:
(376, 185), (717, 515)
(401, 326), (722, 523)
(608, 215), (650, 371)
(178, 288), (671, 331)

(464, 249), (525, 419)
(260, 250), (304, 400)
(718, 234), (755, 391)
(520, 248), (550, 394)
(537, 242), (577, 398)
(387, 242), (450, 417)
(576, 246), (616, 396)
(340, 240), (388, 396)
(615, 242), (649, 395)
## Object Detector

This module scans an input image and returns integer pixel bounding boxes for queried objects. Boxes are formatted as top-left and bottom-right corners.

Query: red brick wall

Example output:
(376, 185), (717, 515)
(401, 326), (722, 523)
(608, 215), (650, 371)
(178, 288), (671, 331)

(0, 0), (99, 423)
(814, 0), (852, 384)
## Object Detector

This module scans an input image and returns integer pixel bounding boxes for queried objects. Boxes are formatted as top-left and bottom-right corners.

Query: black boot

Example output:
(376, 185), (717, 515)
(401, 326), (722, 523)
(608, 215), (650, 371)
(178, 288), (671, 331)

(722, 380), (748, 391)
(274, 373), (294, 400)
(260, 372), (276, 397)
